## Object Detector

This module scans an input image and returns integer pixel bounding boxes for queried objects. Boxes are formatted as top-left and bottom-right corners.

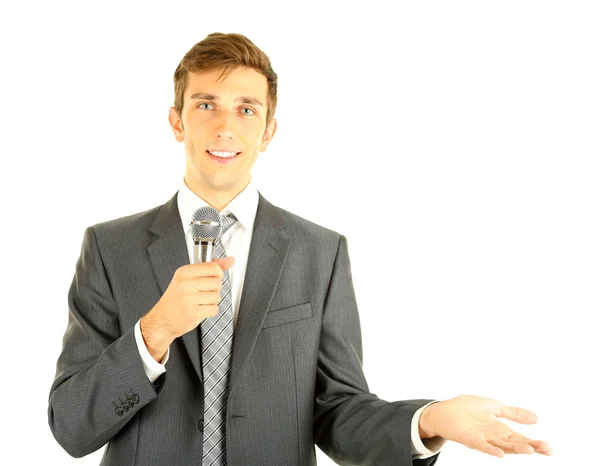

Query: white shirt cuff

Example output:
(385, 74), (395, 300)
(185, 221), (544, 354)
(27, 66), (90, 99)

(134, 318), (169, 383)
(411, 401), (447, 458)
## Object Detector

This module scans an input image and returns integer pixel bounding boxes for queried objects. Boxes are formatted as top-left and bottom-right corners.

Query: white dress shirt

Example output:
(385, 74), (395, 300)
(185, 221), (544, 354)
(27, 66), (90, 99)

(134, 177), (444, 458)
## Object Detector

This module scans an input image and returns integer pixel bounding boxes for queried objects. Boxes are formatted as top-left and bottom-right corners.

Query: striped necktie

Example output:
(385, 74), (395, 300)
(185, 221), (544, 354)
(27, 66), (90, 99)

(199, 212), (237, 466)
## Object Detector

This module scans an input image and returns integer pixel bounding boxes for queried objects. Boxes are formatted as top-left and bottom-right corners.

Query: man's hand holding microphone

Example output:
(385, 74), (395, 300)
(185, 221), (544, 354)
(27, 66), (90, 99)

(141, 205), (233, 363)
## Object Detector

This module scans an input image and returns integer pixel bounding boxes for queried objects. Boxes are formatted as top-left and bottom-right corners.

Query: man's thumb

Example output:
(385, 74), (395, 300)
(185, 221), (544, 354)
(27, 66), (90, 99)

(214, 256), (235, 271)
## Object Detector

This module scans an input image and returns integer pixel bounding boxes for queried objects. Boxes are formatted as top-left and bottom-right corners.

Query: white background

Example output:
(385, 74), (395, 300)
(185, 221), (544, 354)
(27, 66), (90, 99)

(1, 1), (598, 464)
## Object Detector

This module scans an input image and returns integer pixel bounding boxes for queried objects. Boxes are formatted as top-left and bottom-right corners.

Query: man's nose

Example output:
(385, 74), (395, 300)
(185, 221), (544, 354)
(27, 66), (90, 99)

(214, 111), (235, 140)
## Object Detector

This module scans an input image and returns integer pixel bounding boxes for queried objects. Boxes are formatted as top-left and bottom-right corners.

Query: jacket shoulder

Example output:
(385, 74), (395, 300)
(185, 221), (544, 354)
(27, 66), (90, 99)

(275, 205), (343, 244)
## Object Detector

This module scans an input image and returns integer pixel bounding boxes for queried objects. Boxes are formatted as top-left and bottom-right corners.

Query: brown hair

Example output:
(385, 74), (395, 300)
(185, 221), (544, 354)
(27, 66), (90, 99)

(173, 32), (278, 124)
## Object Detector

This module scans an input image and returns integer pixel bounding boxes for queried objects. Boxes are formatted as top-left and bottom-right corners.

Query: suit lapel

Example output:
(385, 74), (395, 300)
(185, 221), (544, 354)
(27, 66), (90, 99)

(147, 192), (204, 382)
(229, 192), (290, 396)
(146, 190), (290, 389)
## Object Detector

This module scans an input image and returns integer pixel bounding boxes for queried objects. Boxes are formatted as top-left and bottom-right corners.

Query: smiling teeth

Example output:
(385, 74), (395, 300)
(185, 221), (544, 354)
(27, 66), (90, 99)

(209, 151), (238, 158)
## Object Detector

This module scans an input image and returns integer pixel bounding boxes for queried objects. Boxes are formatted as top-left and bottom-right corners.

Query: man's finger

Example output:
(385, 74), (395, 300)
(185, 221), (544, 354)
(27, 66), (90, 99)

(507, 434), (553, 455)
(537, 448), (554, 456)
(488, 438), (535, 454)
(498, 405), (538, 424)
(469, 436), (505, 458)
(213, 256), (235, 270)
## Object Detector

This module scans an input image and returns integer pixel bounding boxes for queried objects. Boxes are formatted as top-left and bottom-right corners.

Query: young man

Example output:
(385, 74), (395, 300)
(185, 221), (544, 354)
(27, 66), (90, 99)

(48, 32), (552, 465)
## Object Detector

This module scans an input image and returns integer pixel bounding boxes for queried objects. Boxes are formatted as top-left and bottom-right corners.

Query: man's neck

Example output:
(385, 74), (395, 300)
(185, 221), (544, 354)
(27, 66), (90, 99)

(185, 179), (249, 212)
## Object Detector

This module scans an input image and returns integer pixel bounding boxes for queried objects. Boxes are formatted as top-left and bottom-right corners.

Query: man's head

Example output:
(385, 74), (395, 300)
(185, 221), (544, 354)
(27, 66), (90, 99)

(168, 32), (278, 209)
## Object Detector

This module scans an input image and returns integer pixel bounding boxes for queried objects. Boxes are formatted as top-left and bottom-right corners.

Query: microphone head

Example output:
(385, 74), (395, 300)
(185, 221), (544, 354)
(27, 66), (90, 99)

(190, 206), (221, 241)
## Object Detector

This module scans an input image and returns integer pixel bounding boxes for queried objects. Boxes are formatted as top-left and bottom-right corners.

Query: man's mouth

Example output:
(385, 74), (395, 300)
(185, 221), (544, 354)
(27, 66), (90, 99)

(206, 150), (241, 164)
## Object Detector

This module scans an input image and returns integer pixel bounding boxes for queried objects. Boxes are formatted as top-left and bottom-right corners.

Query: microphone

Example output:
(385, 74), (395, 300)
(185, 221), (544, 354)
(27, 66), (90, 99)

(190, 206), (222, 264)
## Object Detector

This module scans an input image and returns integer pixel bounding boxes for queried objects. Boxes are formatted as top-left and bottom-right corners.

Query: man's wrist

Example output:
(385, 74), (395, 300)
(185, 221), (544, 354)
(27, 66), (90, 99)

(419, 401), (441, 439)
(140, 313), (174, 363)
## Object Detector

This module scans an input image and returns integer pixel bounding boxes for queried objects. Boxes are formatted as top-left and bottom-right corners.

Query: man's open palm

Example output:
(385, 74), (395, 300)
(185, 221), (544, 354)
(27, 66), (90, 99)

(428, 395), (553, 458)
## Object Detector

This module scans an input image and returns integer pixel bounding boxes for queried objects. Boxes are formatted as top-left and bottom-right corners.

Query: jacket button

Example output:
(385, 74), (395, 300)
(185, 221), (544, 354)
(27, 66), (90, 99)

(131, 394), (139, 404)
(121, 402), (129, 413)
(115, 407), (124, 416)
(198, 419), (204, 432)
(126, 398), (134, 408)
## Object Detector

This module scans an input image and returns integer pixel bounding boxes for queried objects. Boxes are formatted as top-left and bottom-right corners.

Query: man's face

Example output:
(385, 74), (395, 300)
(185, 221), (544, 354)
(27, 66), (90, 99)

(169, 66), (277, 202)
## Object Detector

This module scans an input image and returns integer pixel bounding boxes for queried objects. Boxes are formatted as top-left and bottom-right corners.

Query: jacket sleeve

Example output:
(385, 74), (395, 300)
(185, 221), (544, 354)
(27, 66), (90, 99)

(47, 226), (164, 458)
(313, 235), (440, 466)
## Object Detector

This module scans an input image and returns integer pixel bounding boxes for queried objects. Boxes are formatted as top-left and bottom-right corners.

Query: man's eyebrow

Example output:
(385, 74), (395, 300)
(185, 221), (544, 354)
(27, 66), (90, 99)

(189, 92), (264, 107)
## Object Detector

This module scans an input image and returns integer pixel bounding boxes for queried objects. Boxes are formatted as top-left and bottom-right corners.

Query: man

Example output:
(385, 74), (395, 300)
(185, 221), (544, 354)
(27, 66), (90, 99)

(48, 32), (552, 465)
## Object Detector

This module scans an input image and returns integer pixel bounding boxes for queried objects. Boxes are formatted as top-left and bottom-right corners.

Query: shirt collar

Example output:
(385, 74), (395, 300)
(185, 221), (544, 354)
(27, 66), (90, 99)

(177, 177), (259, 235)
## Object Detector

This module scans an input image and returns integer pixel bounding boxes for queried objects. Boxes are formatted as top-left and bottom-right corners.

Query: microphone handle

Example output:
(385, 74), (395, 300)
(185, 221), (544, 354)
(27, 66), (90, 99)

(193, 239), (216, 264)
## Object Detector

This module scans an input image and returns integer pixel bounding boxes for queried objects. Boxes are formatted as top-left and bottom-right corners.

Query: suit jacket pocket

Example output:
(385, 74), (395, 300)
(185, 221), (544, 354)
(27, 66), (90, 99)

(261, 302), (313, 329)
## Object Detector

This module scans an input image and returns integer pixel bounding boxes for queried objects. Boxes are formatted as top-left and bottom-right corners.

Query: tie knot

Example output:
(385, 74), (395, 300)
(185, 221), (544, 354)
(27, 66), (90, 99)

(220, 212), (238, 237)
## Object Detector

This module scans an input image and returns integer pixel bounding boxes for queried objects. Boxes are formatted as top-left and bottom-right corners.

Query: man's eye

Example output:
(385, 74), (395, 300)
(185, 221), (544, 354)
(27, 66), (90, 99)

(198, 103), (213, 109)
(241, 107), (254, 115)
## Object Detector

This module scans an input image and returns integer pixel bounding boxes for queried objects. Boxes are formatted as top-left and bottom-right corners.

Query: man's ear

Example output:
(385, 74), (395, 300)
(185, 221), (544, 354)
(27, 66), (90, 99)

(260, 118), (277, 152)
(168, 107), (185, 142)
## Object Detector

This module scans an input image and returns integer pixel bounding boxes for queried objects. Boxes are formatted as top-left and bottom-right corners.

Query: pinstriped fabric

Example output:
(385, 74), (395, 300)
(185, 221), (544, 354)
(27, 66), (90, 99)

(200, 212), (237, 466)
(50, 190), (440, 466)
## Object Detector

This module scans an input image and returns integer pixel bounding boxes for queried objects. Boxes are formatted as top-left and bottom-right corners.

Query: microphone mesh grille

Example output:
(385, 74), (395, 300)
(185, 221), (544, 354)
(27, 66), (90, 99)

(191, 206), (221, 240)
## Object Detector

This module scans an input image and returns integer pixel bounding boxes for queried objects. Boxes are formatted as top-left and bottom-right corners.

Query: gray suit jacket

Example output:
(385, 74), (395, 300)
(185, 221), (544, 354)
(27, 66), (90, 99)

(48, 191), (440, 466)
